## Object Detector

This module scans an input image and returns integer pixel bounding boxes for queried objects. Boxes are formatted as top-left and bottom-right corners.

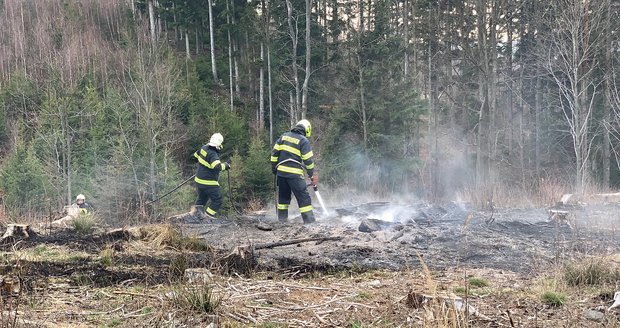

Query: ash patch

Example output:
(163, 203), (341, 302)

(182, 202), (620, 274)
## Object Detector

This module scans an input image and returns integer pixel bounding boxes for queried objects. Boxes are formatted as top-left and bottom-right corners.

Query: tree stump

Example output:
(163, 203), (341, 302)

(1, 224), (35, 241)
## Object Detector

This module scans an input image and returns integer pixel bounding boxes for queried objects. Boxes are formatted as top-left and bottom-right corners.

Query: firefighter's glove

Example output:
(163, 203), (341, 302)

(311, 175), (318, 187)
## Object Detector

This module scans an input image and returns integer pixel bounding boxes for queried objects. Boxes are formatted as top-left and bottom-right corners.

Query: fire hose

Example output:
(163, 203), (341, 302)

(145, 175), (195, 206)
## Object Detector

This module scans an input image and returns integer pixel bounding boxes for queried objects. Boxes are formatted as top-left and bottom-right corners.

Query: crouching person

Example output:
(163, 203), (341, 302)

(52, 194), (94, 228)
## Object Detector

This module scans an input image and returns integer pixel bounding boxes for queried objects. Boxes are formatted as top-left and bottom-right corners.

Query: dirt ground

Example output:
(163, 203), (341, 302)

(0, 201), (619, 327)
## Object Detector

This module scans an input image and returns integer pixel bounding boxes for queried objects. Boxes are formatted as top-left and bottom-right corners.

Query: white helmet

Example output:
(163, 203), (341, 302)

(208, 133), (224, 150)
(76, 194), (85, 201)
(295, 119), (312, 137)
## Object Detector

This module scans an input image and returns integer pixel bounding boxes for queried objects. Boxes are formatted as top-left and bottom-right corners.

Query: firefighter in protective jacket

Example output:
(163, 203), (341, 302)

(271, 119), (317, 224)
(193, 133), (230, 218)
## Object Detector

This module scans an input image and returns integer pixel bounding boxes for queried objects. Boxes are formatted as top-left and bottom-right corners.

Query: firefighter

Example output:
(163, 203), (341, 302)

(72, 194), (93, 214)
(193, 133), (231, 219)
(271, 119), (317, 224)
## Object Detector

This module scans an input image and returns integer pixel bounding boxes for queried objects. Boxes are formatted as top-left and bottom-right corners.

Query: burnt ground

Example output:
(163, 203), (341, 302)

(0, 201), (620, 327)
(182, 201), (620, 274)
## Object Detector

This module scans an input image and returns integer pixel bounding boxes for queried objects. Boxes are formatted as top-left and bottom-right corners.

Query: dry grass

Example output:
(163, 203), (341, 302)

(100, 246), (115, 267)
(456, 177), (575, 209)
(563, 257), (620, 286)
(168, 282), (221, 313)
(140, 224), (211, 252)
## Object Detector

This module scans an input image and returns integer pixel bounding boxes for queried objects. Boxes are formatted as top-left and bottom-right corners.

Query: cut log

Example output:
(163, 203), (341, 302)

(1, 224), (35, 240)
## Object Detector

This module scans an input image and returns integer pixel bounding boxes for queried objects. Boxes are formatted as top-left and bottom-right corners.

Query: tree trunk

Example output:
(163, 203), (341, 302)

(475, 0), (490, 187)
(259, 42), (265, 131)
(534, 75), (542, 179)
(331, 0), (338, 42)
(603, 0), (612, 189)
(506, 13), (514, 157)
(185, 30), (190, 59)
(195, 28), (199, 55)
(358, 53), (367, 150)
(227, 0), (234, 111)
(403, 0), (409, 78)
(286, 0), (300, 118)
(231, 0), (240, 97)
(148, 0), (156, 43)
(301, 0), (312, 118)
(289, 91), (296, 125)
(268, 46), (274, 145)
(357, 0), (367, 150)
(207, 0), (218, 83)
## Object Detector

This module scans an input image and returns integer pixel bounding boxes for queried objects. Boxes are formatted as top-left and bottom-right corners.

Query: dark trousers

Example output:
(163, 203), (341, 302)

(277, 176), (314, 222)
(195, 185), (223, 215)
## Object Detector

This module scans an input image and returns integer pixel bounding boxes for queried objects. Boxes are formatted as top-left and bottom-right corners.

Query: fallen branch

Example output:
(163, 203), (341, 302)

(253, 236), (342, 250)
(112, 290), (162, 301)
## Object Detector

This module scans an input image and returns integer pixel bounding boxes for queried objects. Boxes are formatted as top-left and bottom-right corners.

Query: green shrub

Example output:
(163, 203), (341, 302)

(454, 286), (467, 294)
(0, 145), (52, 217)
(72, 214), (97, 234)
(468, 277), (489, 288)
(241, 137), (273, 203)
(542, 291), (566, 307)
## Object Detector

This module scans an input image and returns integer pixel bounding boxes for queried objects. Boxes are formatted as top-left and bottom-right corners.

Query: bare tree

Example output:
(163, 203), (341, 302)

(542, 0), (605, 193)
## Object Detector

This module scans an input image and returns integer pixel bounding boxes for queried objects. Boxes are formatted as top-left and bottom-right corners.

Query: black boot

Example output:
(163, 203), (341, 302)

(277, 209), (288, 223)
(194, 205), (209, 219)
(301, 211), (316, 224)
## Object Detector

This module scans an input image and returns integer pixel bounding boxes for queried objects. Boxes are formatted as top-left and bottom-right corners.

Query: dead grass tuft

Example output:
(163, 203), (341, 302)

(563, 258), (620, 286)
(144, 224), (181, 248)
(168, 282), (221, 313)
(415, 253), (469, 327)
(140, 224), (211, 252)
(100, 246), (115, 267)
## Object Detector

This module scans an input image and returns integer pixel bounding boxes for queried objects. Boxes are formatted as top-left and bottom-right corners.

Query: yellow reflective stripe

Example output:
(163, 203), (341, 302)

(197, 156), (211, 168)
(220, 163), (226, 170)
(206, 207), (216, 215)
(306, 163), (315, 170)
(277, 204), (289, 210)
(301, 151), (313, 160)
(270, 156), (278, 162)
(200, 149), (207, 157)
(282, 135), (300, 145)
(275, 144), (301, 156)
(194, 152), (200, 159)
(299, 205), (313, 213)
(194, 177), (219, 186)
(198, 158), (221, 169)
(277, 165), (304, 175)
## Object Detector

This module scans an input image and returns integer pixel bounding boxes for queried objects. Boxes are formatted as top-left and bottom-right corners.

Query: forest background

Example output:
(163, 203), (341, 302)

(0, 0), (618, 223)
